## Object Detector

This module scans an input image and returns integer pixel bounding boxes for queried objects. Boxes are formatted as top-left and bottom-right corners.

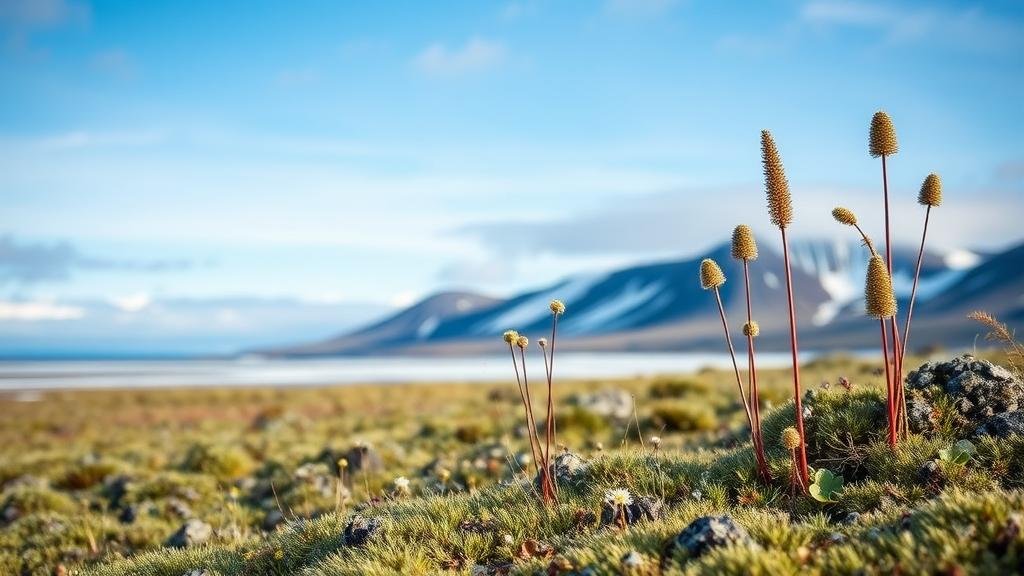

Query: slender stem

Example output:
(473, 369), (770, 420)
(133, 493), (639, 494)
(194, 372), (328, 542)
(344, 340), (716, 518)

(891, 315), (907, 438)
(713, 287), (754, 429)
(903, 207), (931, 349)
(545, 315), (559, 495)
(743, 261), (770, 482)
(880, 319), (896, 447)
(519, 347), (545, 477)
(853, 223), (878, 257)
(511, 344), (542, 472)
(882, 154), (892, 277)
(780, 227), (809, 484)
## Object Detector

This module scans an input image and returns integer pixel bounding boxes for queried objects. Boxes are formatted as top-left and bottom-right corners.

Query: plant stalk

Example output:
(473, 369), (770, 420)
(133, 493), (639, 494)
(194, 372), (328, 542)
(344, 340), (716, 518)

(780, 227), (809, 484)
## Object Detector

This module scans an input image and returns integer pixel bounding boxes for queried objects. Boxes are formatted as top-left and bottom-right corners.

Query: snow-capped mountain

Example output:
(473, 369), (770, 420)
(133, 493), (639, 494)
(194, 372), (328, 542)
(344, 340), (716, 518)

(266, 238), (1020, 357)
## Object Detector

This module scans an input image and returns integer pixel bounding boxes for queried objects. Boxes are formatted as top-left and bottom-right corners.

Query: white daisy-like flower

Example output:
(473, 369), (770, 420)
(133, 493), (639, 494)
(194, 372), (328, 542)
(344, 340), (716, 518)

(394, 476), (410, 490)
(650, 436), (662, 447)
(605, 488), (633, 507)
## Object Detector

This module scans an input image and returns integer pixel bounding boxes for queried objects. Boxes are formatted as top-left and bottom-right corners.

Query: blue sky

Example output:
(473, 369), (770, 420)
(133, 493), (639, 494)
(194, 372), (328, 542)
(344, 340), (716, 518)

(0, 0), (1022, 353)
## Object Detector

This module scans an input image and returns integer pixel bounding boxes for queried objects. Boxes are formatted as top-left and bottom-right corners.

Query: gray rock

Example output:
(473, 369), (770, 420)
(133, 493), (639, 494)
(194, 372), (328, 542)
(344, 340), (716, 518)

(600, 496), (663, 528)
(535, 451), (587, 490)
(918, 460), (942, 485)
(620, 550), (645, 569)
(572, 389), (633, 420)
(671, 515), (756, 560)
(345, 443), (384, 473)
(905, 355), (1024, 438)
(343, 515), (382, 547)
(976, 411), (1024, 438)
(181, 571), (212, 576)
(262, 510), (286, 531)
(165, 519), (213, 548)
(842, 512), (861, 525)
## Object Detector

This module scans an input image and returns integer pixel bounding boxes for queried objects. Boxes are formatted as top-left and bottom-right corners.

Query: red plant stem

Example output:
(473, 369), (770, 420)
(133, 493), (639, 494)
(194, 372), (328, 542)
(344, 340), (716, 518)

(891, 316), (907, 437)
(510, 344), (542, 472)
(518, 348), (545, 477)
(520, 346), (554, 504)
(545, 314), (559, 494)
(743, 261), (771, 482)
(880, 319), (896, 447)
(780, 227), (809, 484)
(903, 207), (931, 349)
(713, 288), (754, 430)
(882, 154), (892, 277)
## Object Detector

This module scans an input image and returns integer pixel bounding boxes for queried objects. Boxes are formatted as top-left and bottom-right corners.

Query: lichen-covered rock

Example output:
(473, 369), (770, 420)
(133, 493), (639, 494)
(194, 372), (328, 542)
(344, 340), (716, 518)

(571, 389), (633, 420)
(343, 515), (382, 547)
(535, 451), (587, 490)
(599, 496), (663, 528)
(165, 519), (212, 548)
(670, 515), (757, 560)
(905, 355), (1024, 438)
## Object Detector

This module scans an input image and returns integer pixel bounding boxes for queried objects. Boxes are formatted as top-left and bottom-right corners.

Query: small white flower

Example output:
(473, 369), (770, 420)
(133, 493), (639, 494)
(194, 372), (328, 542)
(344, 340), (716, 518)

(691, 489), (703, 501)
(650, 436), (662, 448)
(503, 533), (514, 544)
(605, 488), (633, 507)
(394, 476), (410, 490)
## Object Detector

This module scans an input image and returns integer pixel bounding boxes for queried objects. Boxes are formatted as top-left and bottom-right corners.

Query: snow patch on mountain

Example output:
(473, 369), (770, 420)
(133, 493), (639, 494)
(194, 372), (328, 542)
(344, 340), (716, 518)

(560, 280), (666, 334)
(478, 273), (605, 333)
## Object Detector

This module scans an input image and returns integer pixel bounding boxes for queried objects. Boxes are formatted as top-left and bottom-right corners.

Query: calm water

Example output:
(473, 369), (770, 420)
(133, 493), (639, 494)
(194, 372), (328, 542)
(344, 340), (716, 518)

(0, 352), (809, 391)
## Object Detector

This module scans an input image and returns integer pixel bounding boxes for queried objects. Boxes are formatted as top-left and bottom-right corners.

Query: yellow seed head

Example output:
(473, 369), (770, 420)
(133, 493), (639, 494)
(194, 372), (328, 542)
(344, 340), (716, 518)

(869, 111), (898, 157)
(761, 130), (793, 228)
(699, 258), (726, 290)
(918, 173), (942, 207)
(865, 255), (898, 319)
(731, 225), (758, 261)
(743, 321), (760, 337)
(515, 335), (529, 349)
(549, 299), (566, 316)
(502, 330), (519, 344)
(832, 207), (858, 226)
(782, 427), (801, 450)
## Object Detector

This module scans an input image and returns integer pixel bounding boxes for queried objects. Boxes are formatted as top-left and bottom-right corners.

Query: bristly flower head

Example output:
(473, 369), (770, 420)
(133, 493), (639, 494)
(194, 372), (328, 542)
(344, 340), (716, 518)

(605, 488), (633, 506)
(832, 207), (858, 226)
(918, 173), (942, 207)
(516, 335), (529, 349)
(502, 330), (520, 344)
(761, 130), (793, 228)
(743, 321), (760, 338)
(869, 111), (898, 157)
(782, 427), (802, 450)
(731, 225), (758, 261)
(865, 255), (898, 319)
(537, 337), (548, 348)
(550, 299), (566, 316)
(699, 258), (726, 290)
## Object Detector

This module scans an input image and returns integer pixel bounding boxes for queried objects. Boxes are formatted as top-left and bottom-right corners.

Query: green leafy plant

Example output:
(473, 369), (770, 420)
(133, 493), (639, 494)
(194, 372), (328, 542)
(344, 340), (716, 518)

(939, 439), (977, 466)
(808, 468), (844, 502)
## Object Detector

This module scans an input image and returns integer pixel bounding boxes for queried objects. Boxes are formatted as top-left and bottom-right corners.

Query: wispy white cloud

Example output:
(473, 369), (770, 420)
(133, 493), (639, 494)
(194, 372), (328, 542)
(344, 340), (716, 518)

(0, 299), (84, 321)
(0, 0), (89, 28)
(90, 49), (136, 78)
(413, 37), (505, 76)
(800, 1), (1022, 50)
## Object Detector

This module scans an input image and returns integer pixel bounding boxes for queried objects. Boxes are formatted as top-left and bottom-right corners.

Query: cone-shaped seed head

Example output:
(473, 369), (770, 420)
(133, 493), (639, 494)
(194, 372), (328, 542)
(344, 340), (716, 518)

(918, 173), (942, 207)
(782, 427), (801, 450)
(699, 258), (726, 290)
(761, 130), (793, 228)
(743, 321), (760, 337)
(515, 335), (529, 349)
(832, 207), (858, 226)
(869, 111), (898, 157)
(865, 255), (897, 319)
(731, 225), (758, 261)
(502, 330), (519, 344)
